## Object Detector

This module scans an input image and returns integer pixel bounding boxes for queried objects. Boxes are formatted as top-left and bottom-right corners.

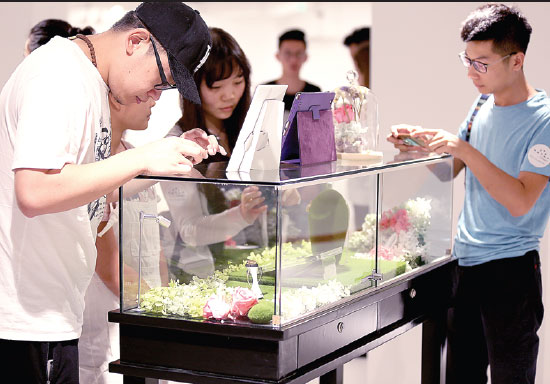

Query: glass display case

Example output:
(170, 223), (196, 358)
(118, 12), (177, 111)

(118, 151), (453, 329)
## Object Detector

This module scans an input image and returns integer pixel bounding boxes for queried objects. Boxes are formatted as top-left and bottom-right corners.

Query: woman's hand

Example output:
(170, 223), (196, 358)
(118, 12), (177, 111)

(239, 185), (267, 224)
(181, 128), (227, 157)
(282, 189), (301, 206)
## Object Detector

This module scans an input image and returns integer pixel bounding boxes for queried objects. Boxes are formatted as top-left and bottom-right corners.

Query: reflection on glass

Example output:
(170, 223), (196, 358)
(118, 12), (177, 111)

(120, 156), (453, 327)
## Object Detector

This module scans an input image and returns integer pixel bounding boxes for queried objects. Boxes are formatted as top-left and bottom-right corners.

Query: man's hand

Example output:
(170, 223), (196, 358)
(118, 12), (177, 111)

(137, 136), (208, 176)
(181, 128), (227, 157)
(413, 129), (464, 158)
(387, 124), (430, 152)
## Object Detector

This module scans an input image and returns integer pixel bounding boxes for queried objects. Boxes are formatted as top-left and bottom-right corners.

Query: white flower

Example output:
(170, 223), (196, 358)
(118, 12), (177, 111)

(280, 280), (351, 321)
(223, 187), (242, 201)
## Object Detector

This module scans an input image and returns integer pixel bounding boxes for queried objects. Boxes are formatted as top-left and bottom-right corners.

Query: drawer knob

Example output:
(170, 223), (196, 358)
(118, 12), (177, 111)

(337, 322), (344, 333)
(409, 288), (417, 298)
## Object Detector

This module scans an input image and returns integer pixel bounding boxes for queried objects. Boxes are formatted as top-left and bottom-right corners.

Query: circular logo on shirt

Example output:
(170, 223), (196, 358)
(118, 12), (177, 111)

(527, 144), (550, 168)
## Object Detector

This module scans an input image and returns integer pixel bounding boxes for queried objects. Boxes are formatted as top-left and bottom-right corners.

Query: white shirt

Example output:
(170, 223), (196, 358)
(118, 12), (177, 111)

(0, 36), (110, 341)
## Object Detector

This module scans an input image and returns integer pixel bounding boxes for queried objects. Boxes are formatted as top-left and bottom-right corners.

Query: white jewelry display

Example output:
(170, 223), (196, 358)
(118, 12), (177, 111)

(246, 259), (263, 299)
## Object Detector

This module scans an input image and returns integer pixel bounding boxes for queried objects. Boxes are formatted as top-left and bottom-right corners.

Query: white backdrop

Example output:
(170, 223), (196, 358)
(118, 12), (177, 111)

(1, 2), (549, 383)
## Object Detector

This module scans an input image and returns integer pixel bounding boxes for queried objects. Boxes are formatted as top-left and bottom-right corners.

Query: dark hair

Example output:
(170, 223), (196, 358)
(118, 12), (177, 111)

(111, 10), (159, 55)
(460, 3), (532, 55)
(353, 45), (370, 88)
(111, 10), (145, 32)
(278, 29), (306, 48)
(175, 27), (252, 153)
(27, 19), (95, 53)
(343, 27), (370, 47)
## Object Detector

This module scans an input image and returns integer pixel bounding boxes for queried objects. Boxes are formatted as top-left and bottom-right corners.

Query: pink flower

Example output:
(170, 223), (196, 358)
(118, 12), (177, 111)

(369, 245), (394, 260)
(231, 287), (258, 318)
(379, 208), (410, 234)
(224, 237), (236, 247)
(203, 294), (231, 320)
(393, 209), (411, 233)
(333, 104), (354, 123)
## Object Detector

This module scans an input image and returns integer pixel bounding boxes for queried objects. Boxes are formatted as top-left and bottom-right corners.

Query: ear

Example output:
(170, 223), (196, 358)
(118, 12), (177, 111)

(303, 52), (308, 62)
(275, 51), (281, 62)
(24, 39), (31, 57)
(108, 92), (122, 112)
(125, 28), (151, 56)
(512, 52), (525, 71)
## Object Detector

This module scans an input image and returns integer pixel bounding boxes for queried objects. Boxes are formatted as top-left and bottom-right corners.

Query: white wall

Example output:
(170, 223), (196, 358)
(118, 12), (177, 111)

(371, 2), (550, 383)
(0, 2), (373, 145)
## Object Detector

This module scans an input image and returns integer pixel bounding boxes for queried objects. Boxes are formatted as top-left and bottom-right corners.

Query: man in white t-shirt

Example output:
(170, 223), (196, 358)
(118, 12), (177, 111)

(0, 2), (221, 382)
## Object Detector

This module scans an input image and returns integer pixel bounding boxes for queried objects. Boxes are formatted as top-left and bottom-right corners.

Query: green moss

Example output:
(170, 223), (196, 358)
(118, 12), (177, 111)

(247, 300), (275, 324)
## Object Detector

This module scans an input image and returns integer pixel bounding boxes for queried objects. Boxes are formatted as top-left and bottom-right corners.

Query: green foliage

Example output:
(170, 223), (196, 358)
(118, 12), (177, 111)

(248, 300), (275, 324)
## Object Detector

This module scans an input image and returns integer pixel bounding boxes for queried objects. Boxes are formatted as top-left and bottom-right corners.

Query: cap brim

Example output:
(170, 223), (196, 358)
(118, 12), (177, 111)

(168, 54), (201, 105)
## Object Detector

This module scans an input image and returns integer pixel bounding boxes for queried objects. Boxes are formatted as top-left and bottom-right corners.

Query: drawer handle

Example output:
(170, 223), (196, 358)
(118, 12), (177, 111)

(409, 288), (417, 299)
(337, 322), (344, 333)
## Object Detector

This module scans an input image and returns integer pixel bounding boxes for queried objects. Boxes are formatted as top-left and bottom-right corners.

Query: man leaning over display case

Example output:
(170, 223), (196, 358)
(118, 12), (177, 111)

(387, 3), (550, 384)
(0, 2), (226, 382)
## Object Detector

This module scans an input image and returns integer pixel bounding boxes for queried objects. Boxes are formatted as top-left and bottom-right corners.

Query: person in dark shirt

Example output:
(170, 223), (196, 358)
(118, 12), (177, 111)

(343, 27), (370, 88)
(265, 29), (321, 113)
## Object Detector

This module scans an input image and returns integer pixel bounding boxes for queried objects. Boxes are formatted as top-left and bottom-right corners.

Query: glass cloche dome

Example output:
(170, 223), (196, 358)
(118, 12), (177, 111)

(332, 70), (382, 160)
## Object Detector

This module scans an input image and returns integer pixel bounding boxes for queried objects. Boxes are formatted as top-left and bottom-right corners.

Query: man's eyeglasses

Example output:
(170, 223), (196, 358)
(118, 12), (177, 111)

(150, 37), (177, 91)
(458, 51), (516, 74)
(280, 51), (306, 60)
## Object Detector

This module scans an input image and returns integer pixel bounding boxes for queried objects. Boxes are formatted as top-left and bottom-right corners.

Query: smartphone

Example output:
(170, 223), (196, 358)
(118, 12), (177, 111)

(396, 134), (427, 147)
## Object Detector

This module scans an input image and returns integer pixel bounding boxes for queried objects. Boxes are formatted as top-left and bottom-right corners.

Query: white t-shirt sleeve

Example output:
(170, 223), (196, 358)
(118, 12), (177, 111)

(13, 69), (90, 171)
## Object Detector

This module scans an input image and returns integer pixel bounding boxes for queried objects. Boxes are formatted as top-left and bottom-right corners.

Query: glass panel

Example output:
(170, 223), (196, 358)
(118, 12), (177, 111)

(120, 178), (279, 325)
(277, 173), (378, 324)
(136, 151), (449, 185)
(119, 155), (453, 327)
(377, 157), (453, 283)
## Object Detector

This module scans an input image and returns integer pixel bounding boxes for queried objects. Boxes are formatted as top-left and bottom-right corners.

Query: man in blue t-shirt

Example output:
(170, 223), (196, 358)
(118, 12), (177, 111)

(388, 3), (550, 384)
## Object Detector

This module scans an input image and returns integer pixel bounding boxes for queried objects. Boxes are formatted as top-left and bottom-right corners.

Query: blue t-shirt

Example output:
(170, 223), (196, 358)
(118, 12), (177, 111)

(453, 91), (550, 266)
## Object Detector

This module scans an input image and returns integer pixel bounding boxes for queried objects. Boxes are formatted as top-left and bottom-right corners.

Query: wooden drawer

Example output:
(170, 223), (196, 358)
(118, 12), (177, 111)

(297, 303), (377, 367)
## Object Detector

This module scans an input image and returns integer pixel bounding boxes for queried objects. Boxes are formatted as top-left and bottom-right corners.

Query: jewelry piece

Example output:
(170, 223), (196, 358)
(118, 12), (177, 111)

(74, 34), (97, 68)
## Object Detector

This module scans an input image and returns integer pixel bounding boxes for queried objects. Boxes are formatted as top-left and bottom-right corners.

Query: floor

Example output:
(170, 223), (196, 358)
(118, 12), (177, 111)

(306, 355), (368, 384)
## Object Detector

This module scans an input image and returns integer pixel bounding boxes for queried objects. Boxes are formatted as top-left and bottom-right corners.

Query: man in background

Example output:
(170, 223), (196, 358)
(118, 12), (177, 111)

(265, 29), (321, 115)
(343, 27), (370, 88)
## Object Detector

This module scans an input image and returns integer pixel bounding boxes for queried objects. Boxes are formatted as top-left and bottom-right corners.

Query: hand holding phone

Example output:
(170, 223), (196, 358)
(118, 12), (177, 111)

(396, 133), (428, 147)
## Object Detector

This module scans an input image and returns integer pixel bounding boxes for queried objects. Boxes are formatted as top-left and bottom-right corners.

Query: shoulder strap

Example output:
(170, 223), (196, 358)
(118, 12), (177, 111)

(465, 94), (490, 142)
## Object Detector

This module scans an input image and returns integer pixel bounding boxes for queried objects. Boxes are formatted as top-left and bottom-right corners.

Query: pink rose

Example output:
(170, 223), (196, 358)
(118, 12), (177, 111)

(203, 294), (231, 320)
(231, 287), (258, 318)
(333, 104), (354, 123)
(369, 245), (394, 260)
(380, 208), (410, 234)
(393, 209), (411, 233)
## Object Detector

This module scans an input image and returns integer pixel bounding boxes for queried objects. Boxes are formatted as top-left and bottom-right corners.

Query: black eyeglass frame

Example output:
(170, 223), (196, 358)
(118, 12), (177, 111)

(150, 37), (177, 91)
(458, 51), (517, 74)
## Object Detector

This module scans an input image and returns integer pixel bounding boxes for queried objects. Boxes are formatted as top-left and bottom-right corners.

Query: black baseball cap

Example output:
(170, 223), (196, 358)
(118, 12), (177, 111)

(135, 2), (212, 105)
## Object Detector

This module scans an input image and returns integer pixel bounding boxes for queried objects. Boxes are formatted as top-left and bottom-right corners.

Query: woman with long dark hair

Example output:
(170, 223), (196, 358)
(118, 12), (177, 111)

(161, 28), (268, 282)
(168, 27), (252, 160)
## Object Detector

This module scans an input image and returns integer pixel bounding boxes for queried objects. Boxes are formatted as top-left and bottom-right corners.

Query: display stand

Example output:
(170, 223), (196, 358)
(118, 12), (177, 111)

(109, 258), (454, 384)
